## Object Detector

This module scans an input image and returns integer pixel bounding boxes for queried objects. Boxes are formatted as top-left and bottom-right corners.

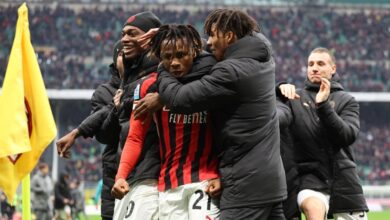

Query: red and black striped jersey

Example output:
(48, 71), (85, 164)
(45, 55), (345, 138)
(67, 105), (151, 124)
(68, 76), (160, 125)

(116, 72), (219, 191)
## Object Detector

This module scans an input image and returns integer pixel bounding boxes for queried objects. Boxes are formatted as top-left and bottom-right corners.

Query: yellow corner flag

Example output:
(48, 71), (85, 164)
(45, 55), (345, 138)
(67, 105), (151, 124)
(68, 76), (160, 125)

(0, 3), (57, 202)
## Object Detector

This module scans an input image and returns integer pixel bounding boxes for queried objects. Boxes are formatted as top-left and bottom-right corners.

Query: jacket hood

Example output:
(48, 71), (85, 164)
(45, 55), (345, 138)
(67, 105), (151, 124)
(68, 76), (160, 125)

(254, 32), (274, 58)
(123, 50), (159, 84)
(304, 72), (344, 92)
(224, 35), (270, 62)
(108, 63), (121, 89)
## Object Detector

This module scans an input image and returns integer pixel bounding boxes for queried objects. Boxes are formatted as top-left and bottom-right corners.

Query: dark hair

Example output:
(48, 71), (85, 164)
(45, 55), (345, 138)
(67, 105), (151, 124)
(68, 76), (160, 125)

(38, 163), (48, 170)
(204, 9), (260, 39)
(310, 47), (336, 64)
(149, 24), (202, 59)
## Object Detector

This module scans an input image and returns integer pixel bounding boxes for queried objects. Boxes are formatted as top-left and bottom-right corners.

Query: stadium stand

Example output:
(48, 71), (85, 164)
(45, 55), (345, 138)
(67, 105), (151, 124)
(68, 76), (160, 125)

(0, 3), (389, 91)
(0, 0), (389, 215)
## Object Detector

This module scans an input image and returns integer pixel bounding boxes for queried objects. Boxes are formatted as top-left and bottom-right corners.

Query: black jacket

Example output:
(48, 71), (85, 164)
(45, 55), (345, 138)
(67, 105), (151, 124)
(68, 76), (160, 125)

(277, 100), (301, 219)
(158, 35), (287, 209)
(101, 51), (161, 185)
(54, 173), (72, 209)
(77, 64), (121, 144)
(76, 64), (121, 163)
(73, 64), (121, 218)
(277, 76), (368, 214)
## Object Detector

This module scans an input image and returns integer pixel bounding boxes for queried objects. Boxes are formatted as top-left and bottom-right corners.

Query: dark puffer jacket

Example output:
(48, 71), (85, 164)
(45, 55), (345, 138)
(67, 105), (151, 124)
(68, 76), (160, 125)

(75, 63), (121, 219)
(158, 34), (287, 209)
(277, 76), (368, 214)
(101, 51), (161, 186)
(54, 173), (71, 210)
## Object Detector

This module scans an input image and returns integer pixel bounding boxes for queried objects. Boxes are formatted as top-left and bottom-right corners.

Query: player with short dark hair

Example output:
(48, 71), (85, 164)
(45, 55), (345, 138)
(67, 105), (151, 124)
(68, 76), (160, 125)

(277, 47), (369, 220)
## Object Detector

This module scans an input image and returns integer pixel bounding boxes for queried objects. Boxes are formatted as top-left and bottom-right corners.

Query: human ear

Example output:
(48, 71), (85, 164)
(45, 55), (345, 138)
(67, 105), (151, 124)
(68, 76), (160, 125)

(331, 64), (336, 75)
(225, 31), (236, 44)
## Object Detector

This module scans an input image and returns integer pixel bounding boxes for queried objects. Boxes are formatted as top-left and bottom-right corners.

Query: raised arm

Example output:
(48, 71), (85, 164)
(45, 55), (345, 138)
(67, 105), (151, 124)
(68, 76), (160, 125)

(316, 78), (359, 148)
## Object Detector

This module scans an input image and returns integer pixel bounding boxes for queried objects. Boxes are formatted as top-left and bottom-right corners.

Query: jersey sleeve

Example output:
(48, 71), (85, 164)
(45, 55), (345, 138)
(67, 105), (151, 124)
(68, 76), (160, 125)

(115, 73), (158, 180)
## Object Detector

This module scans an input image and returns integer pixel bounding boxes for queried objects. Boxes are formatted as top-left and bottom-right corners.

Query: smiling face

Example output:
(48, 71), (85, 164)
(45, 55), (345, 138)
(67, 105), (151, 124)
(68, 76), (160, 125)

(160, 39), (195, 78)
(307, 52), (336, 84)
(121, 25), (146, 60)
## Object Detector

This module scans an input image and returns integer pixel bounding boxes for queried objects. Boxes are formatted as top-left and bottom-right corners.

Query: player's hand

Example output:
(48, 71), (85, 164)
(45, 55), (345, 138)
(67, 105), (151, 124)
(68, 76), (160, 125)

(205, 178), (222, 198)
(63, 198), (70, 204)
(134, 93), (163, 120)
(279, 84), (300, 100)
(114, 89), (123, 110)
(56, 129), (79, 158)
(138, 28), (159, 49)
(111, 178), (130, 199)
(316, 78), (331, 104)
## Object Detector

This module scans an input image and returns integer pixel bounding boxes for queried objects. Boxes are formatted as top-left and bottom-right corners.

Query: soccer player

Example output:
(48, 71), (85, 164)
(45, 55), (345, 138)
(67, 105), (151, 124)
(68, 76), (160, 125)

(106, 11), (162, 220)
(112, 24), (221, 220)
(277, 47), (369, 220)
(157, 9), (287, 219)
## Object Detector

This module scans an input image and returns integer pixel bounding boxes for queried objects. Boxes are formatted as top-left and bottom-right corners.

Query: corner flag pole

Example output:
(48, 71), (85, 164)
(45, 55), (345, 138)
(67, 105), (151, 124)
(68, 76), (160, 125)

(22, 174), (31, 220)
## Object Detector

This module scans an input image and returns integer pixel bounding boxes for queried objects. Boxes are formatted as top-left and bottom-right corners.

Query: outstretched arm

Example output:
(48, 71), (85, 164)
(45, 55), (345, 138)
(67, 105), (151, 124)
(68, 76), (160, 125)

(157, 66), (236, 113)
(276, 99), (293, 129)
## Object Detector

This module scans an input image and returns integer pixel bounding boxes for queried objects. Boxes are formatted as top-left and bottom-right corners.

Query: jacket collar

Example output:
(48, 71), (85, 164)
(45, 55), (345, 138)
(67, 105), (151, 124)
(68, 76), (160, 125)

(304, 73), (344, 92)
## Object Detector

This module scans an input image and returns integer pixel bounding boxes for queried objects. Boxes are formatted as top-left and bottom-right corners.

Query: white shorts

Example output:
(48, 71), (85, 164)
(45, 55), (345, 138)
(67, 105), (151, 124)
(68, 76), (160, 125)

(113, 179), (159, 220)
(298, 189), (368, 220)
(159, 180), (220, 220)
(297, 189), (330, 214)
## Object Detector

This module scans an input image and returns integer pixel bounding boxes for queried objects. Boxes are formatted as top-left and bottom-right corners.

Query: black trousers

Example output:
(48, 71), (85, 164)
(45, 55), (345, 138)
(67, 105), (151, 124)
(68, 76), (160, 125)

(101, 159), (117, 220)
(221, 202), (286, 220)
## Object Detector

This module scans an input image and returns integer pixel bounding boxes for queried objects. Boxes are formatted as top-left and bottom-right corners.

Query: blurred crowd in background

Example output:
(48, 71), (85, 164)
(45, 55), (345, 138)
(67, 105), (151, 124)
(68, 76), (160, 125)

(0, 3), (389, 218)
(0, 5), (389, 90)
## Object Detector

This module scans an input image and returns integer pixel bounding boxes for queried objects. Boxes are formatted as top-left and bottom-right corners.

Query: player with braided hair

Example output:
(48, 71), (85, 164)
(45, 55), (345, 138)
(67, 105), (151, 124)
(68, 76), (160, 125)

(112, 24), (221, 220)
(157, 9), (287, 220)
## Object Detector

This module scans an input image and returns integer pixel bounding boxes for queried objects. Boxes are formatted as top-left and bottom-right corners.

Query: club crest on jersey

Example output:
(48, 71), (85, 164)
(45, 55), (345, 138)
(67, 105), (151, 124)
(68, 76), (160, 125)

(134, 84), (140, 100)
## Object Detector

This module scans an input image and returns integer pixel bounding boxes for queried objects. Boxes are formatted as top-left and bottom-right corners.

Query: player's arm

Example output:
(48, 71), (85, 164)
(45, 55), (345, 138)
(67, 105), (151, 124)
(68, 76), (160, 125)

(133, 92), (163, 119)
(276, 99), (293, 129)
(157, 65), (237, 113)
(112, 110), (152, 199)
(316, 78), (359, 148)
(90, 86), (111, 113)
(77, 105), (111, 138)
(112, 75), (157, 199)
